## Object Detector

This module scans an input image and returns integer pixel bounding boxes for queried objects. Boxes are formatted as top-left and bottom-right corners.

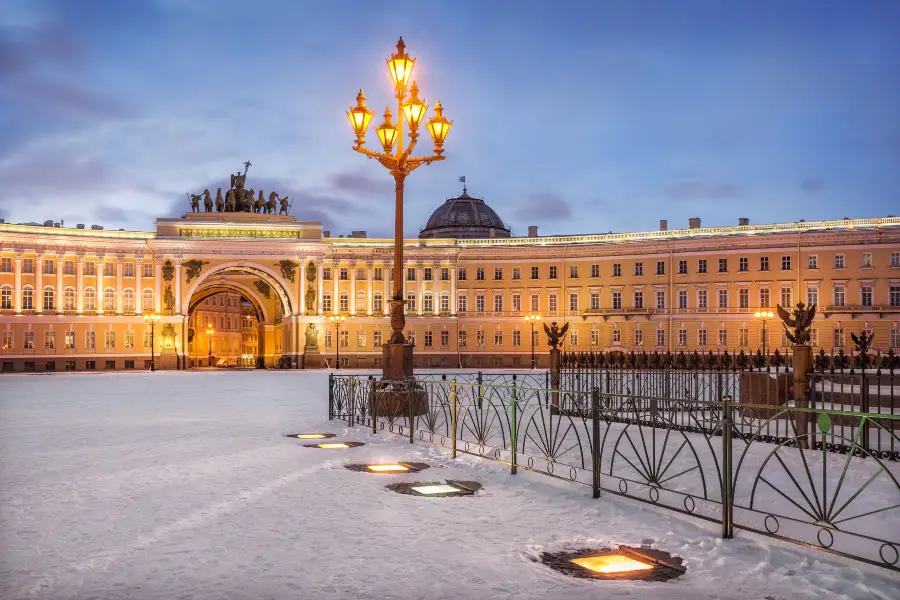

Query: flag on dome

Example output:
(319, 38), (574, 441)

(459, 176), (466, 183)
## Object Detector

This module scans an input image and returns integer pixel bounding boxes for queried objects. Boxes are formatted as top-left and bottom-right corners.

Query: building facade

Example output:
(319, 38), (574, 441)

(1, 195), (899, 372)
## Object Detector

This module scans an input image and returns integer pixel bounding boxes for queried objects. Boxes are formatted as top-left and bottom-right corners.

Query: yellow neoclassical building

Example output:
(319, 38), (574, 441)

(1, 184), (899, 372)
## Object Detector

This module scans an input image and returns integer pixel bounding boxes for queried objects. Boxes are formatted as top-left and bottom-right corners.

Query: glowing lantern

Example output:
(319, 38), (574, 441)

(375, 108), (399, 153)
(401, 82), (428, 129)
(386, 37), (415, 90)
(347, 90), (374, 146)
(426, 101), (452, 154)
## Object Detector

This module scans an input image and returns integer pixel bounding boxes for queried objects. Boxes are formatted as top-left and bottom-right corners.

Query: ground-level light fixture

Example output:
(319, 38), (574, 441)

(368, 464), (410, 472)
(570, 555), (653, 574)
(385, 480), (481, 497)
(539, 546), (685, 582)
(286, 433), (336, 440)
(411, 484), (460, 495)
(345, 462), (429, 474)
(303, 441), (366, 449)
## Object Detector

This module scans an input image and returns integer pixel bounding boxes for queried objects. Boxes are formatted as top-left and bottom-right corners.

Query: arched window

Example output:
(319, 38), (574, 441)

(406, 291), (416, 313)
(356, 291), (366, 313)
(1, 284), (12, 310)
(42, 286), (55, 311)
(84, 287), (96, 311)
(423, 293), (434, 313)
(103, 287), (116, 312)
(439, 293), (450, 314)
(142, 288), (154, 312)
(63, 287), (76, 311)
(373, 292), (383, 314)
(322, 292), (332, 313)
(339, 292), (349, 313)
(123, 288), (135, 313)
(22, 285), (34, 310)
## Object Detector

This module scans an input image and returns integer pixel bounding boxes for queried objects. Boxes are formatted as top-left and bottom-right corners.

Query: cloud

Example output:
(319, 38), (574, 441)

(511, 192), (573, 222)
(664, 179), (741, 201)
(1, 151), (111, 196)
(800, 177), (825, 193)
(329, 170), (385, 195)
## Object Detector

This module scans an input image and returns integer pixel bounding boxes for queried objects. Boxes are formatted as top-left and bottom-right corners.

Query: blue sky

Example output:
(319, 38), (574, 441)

(1, 0), (898, 237)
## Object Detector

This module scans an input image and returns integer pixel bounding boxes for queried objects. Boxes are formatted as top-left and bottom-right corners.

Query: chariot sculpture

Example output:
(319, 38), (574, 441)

(187, 160), (291, 214)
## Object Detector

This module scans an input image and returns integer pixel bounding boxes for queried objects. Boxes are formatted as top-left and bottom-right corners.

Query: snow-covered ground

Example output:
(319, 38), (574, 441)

(1, 371), (898, 600)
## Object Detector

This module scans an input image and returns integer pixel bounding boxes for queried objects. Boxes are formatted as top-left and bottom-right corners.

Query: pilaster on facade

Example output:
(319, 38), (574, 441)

(154, 257), (163, 314)
(115, 258), (124, 315)
(331, 260), (339, 315)
(349, 259), (357, 316)
(174, 257), (183, 315)
(35, 253), (44, 315)
(317, 260), (324, 316)
(135, 256), (143, 314)
(56, 257), (64, 314)
(366, 261), (374, 316)
(75, 255), (84, 314)
(13, 253), (22, 313)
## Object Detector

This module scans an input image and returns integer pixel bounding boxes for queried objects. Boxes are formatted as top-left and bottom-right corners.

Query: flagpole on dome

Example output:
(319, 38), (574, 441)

(459, 175), (466, 193)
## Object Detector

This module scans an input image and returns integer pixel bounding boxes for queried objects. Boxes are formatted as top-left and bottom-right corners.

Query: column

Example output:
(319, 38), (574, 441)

(35, 253), (43, 314)
(349, 260), (357, 316)
(417, 263), (424, 316)
(96, 257), (104, 315)
(450, 265), (457, 316)
(174, 258), (183, 314)
(135, 257), (143, 314)
(331, 260), (339, 314)
(76, 255), (84, 314)
(154, 258), (162, 313)
(56, 257), (63, 313)
(13, 253), (22, 313)
(115, 258), (124, 314)
(316, 260), (324, 316)
(299, 258), (306, 315)
(366, 261), (374, 315)
(383, 262), (390, 315)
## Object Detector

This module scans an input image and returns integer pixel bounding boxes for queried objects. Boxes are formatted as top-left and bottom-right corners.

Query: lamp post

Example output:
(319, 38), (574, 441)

(755, 310), (774, 358)
(347, 37), (452, 381)
(144, 313), (160, 371)
(206, 325), (214, 367)
(525, 314), (541, 369)
(330, 314), (346, 370)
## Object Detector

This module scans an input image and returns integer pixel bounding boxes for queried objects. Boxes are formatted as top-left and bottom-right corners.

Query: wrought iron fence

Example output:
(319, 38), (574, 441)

(328, 370), (900, 572)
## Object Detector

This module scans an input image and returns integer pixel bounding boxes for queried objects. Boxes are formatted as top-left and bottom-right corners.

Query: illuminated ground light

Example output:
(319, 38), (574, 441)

(345, 462), (430, 474)
(286, 433), (337, 439)
(385, 480), (482, 497)
(539, 546), (685, 582)
(304, 441), (366, 449)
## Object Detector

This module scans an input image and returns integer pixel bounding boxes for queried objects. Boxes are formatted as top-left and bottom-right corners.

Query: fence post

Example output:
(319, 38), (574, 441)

(451, 378), (458, 459)
(348, 376), (355, 427)
(860, 371), (870, 451)
(328, 373), (334, 420)
(510, 374), (518, 475)
(592, 386), (601, 499)
(369, 376), (376, 434)
(793, 344), (812, 449)
(721, 393), (734, 538)
(408, 379), (415, 444)
(477, 371), (484, 409)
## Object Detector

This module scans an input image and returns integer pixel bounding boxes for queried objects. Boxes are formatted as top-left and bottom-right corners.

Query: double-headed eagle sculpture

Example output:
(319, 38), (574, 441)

(543, 321), (570, 350)
(776, 302), (817, 345)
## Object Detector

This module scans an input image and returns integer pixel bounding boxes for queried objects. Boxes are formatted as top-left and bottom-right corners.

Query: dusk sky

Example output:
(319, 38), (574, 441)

(1, 0), (898, 238)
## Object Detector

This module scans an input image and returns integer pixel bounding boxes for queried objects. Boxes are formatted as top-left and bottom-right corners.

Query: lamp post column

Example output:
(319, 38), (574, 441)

(383, 171), (413, 380)
(531, 321), (536, 369)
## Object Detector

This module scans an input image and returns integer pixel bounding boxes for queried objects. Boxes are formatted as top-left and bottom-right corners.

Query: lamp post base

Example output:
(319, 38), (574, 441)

(382, 341), (414, 380)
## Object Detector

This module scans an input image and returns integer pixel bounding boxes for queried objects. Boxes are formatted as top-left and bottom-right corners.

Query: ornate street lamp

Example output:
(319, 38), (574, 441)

(347, 37), (452, 381)
(755, 310), (774, 358)
(525, 314), (541, 369)
(206, 325), (214, 367)
(143, 313), (161, 371)
(330, 314), (346, 370)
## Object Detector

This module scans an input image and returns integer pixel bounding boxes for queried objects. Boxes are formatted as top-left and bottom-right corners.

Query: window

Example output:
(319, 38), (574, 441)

(612, 291), (622, 310)
(124, 263), (134, 277)
(22, 286), (33, 310)
(323, 267), (332, 280)
(142, 289), (154, 312)
(423, 267), (432, 281)
(43, 259), (55, 274)
(656, 290), (665, 309)
(718, 329), (728, 346)
(84, 261), (95, 276)
(890, 286), (900, 307)
(338, 293), (349, 312)
(322, 293), (332, 313)
(569, 265), (578, 279)
(493, 331), (503, 346)
(373, 330), (383, 347)
(833, 286), (845, 307)
(23, 258), (34, 274)
(891, 329), (900, 349)
(834, 254), (845, 269)
(698, 259), (707, 274)
(83, 288), (96, 311)
(458, 295), (467, 312)
(64, 260), (74, 275)
(612, 328), (621, 344)
(656, 329), (665, 347)
(125, 330), (135, 348)
(123, 289), (135, 312)
(44, 330), (55, 349)
(718, 289), (728, 308)
(441, 330), (449, 346)
(324, 330), (332, 347)
(591, 329), (599, 346)
(759, 288), (770, 308)
(476, 294), (485, 312)
(808, 255), (818, 270)
(591, 264), (600, 278)
(739, 288), (749, 309)
(698, 328), (708, 347)
(494, 267), (503, 280)
(530, 294), (539, 312)
(103, 288), (115, 312)
(65, 360), (75, 371)
(861, 253), (873, 268)
(739, 328), (748, 347)
(424, 331), (433, 347)
(807, 287), (819, 308)
(739, 257), (748, 272)
(356, 291), (366, 313)
(143, 262), (153, 278)
(549, 266), (558, 279)
(780, 287), (792, 308)
(531, 266), (539, 280)
(569, 329), (578, 347)
(569, 292), (578, 312)
(406, 292), (416, 313)
(24, 331), (35, 349)
(374, 267), (383, 281)
(549, 293), (558, 312)
(43, 287), (55, 311)
(493, 294), (503, 312)
(678, 260), (687, 275)
(474, 330), (485, 347)
(61, 288), (75, 311)
(459, 330), (467, 347)
(512, 330), (521, 347)
(103, 262), (114, 277)
(441, 267), (449, 281)
(698, 289), (707, 309)
(84, 331), (95, 349)
(781, 256), (791, 271)
(590, 292), (600, 310)
(634, 262), (643, 276)
(656, 261), (665, 276)
(339, 267), (349, 281)
(678, 329), (687, 347)
(458, 267), (467, 281)
(512, 294), (521, 313)
(613, 263), (621, 277)
(64, 331), (74, 349)
(718, 258), (727, 273)
(339, 330), (349, 348)
(424, 294), (434, 313)
(891, 252), (900, 268)
(1, 285), (12, 309)
(633, 291), (643, 309)
(833, 328), (844, 348)
(104, 360), (115, 370)
(1, 331), (11, 349)
(760, 256), (769, 271)
(476, 268), (484, 281)
(371, 293), (382, 314)
(1, 257), (10, 273)
(678, 289), (687, 309)
(104, 331), (116, 349)
(633, 329), (643, 346)
(861, 285), (873, 307)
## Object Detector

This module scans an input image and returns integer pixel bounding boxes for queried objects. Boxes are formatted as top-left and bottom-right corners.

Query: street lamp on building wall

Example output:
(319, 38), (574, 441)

(144, 313), (160, 371)
(329, 314), (346, 370)
(525, 314), (541, 369)
(754, 310), (774, 358)
(347, 37), (452, 381)
(206, 325), (214, 367)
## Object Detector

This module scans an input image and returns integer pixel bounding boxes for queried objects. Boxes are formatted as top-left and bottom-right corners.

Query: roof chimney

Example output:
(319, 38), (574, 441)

(76, 224), (85, 229)
(659, 219), (667, 231)
(43, 219), (54, 227)
(322, 230), (330, 238)
(528, 225), (538, 237)
(738, 217), (750, 226)
(90, 224), (103, 230)
(688, 217), (701, 229)
(350, 230), (367, 238)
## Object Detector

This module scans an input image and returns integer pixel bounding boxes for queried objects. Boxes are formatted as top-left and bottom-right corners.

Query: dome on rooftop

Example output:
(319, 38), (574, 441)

(419, 184), (510, 239)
